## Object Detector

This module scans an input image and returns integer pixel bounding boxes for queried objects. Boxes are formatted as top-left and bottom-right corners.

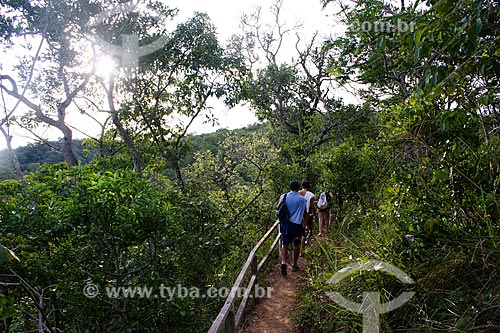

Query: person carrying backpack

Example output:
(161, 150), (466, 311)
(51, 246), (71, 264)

(316, 191), (333, 236)
(277, 180), (307, 276)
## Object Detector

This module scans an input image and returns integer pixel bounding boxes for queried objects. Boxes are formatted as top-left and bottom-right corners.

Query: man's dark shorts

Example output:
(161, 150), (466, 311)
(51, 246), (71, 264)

(280, 222), (305, 245)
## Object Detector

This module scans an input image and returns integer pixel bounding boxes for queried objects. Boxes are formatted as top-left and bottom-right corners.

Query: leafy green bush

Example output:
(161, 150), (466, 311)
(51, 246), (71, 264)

(0, 162), (270, 332)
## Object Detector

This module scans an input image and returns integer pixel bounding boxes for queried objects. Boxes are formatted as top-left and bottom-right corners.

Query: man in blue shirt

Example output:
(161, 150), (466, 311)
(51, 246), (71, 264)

(279, 180), (307, 276)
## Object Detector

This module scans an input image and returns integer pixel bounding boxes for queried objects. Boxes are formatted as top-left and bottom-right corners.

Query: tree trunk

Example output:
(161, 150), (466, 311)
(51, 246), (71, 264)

(0, 74), (81, 167)
(301, 149), (310, 183)
(34, 113), (78, 167)
(61, 125), (78, 166)
(105, 77), (142, 173)
(112, 114), (143, 173)
(173, 158), (185, 189)
(0, 124), (28, 187)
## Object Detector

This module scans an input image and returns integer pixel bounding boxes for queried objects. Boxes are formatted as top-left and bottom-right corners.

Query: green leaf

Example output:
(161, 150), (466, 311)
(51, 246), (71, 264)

(432, 0), (454, 15)
(414, 29), (424, 44)
(480, 63), (486, 76)
(432, 72), (438, 86)
(376, 37), (385, 48)
(468, 26), (478, 44)
(439, 116), (448, 131)
(475, 17), (483, 34)
(446, 85), (456, 96)
(415, 45), (422, 61)
(480, 94), (490, 105)
(0, 247), (7, 265)
(433, 169), (449, 181)
(0, 245), (20, 265)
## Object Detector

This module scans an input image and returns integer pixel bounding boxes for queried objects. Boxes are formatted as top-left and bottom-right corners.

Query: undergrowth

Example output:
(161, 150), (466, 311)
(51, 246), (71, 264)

(295, 205), (500, 333)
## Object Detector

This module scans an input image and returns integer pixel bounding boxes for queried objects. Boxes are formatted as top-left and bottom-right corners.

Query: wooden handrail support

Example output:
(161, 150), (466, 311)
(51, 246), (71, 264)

(208, 219), (281, 333)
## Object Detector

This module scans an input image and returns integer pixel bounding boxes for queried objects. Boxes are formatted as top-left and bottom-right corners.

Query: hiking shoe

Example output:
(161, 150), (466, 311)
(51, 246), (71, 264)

(280, 263), (287, 276)
(292, 265), (299, 272)
(305, 231), (312, 244)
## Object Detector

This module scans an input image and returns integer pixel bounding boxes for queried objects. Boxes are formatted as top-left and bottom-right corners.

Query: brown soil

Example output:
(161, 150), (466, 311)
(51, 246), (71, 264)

(239, 255), (306, 333)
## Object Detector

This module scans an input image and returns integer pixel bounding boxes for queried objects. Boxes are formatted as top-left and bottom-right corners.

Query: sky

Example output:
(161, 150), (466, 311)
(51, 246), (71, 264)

(167, 0), (337, 39)
(166, 0), (339, 134)
(0, 0), (340, 150)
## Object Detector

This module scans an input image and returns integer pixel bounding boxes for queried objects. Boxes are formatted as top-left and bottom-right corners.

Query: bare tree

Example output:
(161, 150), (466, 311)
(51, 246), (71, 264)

(0, 100), (27, 187)
(0, 74), (90, 166)
(101, 75), (143, 173)
(237, 0), (354, 180)
(0, 0), (104, 166)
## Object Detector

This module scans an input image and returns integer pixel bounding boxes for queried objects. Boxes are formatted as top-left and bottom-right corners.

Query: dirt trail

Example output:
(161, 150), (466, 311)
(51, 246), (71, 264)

(239, 256), (306, 333)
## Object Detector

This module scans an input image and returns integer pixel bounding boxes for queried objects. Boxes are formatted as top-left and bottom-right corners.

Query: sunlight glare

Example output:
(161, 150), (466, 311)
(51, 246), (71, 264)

(94, 55), (116, 79)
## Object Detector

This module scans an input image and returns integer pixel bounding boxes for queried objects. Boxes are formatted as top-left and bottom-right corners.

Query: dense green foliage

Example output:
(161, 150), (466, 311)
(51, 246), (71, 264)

(0, 124), (294, 332)
(294, 0), (500, 332)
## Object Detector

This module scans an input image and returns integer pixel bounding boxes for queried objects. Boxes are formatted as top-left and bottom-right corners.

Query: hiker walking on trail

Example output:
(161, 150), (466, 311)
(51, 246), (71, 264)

(298, 181), (315, 255)
(278, 180), (307, 276)
(317, 191), (333, 236)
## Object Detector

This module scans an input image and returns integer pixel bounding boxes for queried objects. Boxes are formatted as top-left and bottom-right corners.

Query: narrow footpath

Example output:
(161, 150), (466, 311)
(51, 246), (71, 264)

(239, 256), (307, 333)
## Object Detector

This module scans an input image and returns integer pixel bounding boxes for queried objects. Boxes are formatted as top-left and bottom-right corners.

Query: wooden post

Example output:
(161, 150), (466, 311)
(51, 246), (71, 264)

(208, 220), (281, 333)
(224, 306), (235, 333)
(251, 256), (258, 306)
(251, 255), (258, 275)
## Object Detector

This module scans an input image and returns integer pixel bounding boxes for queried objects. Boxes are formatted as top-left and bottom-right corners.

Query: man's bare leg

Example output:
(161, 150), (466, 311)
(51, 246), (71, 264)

(292, 242), (300, 267)
(280, 244), (289, 276)
(300, 215), (311, 256)
(318, 211), (324, 236)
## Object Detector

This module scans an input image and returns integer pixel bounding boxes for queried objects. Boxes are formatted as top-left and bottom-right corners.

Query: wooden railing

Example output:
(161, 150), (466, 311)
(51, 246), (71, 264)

(207, 219), (281, 333)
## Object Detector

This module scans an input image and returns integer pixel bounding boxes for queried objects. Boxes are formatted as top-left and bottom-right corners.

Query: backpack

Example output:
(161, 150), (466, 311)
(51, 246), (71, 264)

(276, 193), (290, 224)
(317, 192), (329, 209)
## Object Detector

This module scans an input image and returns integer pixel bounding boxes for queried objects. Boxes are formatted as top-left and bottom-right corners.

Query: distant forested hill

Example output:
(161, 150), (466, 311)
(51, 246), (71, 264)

(0, 139), (95, 180)
(185, 123), (264, 164)
(0, 123), (264, 181)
